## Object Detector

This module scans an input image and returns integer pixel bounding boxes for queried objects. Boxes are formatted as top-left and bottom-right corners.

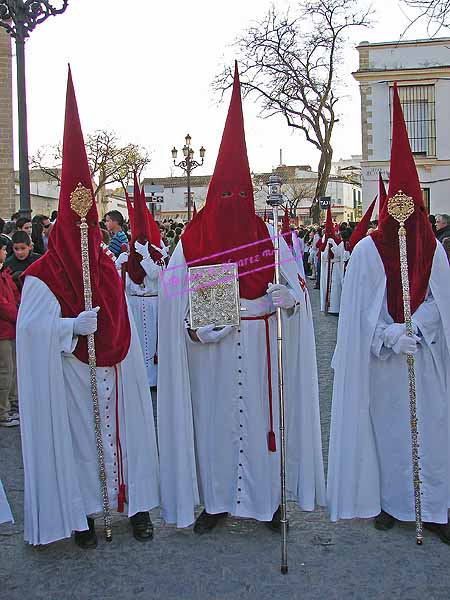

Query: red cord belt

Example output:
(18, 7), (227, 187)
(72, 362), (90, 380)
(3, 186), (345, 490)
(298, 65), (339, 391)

(241, 312), (277, 453)
(114, 365), (126, 513)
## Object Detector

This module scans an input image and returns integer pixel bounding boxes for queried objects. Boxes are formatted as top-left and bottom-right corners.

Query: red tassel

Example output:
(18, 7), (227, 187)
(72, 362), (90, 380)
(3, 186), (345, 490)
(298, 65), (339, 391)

(268, 431), (276, 452)
(117, 483), (126, 513)
(153, 353), (158, 365)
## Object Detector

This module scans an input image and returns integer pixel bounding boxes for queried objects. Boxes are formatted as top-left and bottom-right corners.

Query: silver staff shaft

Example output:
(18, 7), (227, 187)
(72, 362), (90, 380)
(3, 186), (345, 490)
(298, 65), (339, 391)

(387, 191), (423, 545)
(79, 219), (113, 542)
(272, 204), (289, 574)
(398, 226), (423, 545)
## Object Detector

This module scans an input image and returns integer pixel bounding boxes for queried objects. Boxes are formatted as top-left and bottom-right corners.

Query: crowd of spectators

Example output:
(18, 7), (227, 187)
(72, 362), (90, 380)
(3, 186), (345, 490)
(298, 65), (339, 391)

(0, 207), (447, 428)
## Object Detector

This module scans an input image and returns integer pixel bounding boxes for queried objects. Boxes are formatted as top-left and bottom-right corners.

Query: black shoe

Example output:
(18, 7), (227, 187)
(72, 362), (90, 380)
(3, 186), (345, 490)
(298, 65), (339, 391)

(374, 510), (396, 531)
(266, 506), (289, 533)
(424, 521), (450, 544)
(74, 517), (97, 549)
(130, 511), (154, 542)
(193, 510), (227, 534)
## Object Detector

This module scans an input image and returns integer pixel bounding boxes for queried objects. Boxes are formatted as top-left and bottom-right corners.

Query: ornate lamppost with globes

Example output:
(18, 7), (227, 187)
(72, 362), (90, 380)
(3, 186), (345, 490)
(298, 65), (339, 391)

(0, 0), (69, 219)
(171, 134), (205, 221)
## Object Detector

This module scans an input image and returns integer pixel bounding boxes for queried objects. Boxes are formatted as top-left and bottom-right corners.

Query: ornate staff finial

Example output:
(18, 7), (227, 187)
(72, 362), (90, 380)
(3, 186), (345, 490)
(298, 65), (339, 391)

(70, 183), (93, 220)
(388, 190), (414, 228)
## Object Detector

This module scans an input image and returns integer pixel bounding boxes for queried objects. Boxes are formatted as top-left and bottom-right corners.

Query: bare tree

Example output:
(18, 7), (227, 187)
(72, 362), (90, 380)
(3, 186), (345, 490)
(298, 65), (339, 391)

(215, 0), (372, 221)
(30, 129), (151, 195)
(401, 0), (450, 34)
(284, 178), (316, 217)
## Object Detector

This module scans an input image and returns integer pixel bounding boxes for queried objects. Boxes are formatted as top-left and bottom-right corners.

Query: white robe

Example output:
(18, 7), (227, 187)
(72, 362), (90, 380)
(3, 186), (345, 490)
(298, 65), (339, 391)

(327, 237), (450, 523)
(17, 276), (160, 546)
(291, 232), (306, 279)
(157, 227), (325, 528)
(0, 479), (13, 524)
(121, 256), (162, 387)
(320, 239), (344, 314)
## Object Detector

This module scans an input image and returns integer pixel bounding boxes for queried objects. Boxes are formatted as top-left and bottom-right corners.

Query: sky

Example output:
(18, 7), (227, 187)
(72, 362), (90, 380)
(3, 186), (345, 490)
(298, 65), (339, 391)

(9, 0), (446, 179)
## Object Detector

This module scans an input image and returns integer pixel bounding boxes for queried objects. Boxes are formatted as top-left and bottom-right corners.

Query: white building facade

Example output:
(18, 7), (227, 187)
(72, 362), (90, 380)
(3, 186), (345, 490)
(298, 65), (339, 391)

(354, 37), (450, 215)
(145, 164), (361, 224)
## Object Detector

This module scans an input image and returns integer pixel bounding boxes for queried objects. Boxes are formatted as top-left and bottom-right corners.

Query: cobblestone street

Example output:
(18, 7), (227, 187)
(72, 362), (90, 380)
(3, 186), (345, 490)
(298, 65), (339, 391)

(1, 284), (450, 599)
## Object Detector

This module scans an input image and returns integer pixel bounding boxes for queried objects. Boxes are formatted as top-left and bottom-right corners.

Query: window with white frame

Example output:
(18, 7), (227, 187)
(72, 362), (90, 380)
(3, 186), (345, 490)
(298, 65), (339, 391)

(390, 84), (436, 157)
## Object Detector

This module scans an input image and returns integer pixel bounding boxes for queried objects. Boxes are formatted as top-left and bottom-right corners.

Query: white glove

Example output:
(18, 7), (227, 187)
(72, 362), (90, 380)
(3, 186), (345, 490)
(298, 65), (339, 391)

(134, 241), (150, 260)
(267, 283), (296, 309)
(196, 324), (234, 344)
(392, 333), (420, 355)
(115, 252), (128, 270)
(383, 323), (405, 348)
(383, 322), (418, 348)
(73, 307), (100, 336)
(156, 243), (169, 259)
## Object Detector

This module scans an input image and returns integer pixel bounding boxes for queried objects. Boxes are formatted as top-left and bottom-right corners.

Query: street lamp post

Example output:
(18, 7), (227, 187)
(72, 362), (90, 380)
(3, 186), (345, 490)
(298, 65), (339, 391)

(171, 133), (205, 221)
(0, 1), (69, 219)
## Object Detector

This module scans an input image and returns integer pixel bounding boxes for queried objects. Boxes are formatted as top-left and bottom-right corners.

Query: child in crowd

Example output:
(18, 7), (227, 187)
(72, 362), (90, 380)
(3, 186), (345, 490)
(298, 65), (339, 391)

(4, 231), (40, 291)
(0, 238), (20, 427)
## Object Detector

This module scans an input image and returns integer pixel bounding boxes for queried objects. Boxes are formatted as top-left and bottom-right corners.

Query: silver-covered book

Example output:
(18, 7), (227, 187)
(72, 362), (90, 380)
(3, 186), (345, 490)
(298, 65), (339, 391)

(188, 263), (240, 329)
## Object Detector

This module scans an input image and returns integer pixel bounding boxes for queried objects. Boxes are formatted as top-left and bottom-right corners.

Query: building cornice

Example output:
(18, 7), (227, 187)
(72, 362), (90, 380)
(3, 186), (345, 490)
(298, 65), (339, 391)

(357, 37), (450, 50)
(361, 159), (450, 167)
(353, 65), (450, 83)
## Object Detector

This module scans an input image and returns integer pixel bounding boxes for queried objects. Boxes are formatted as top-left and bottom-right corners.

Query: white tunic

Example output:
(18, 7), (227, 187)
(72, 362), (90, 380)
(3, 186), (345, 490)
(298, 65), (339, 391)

(0, 479), (13, 524)
(17, 276), (160, 545)
(157, 227), (325, 528)
(328, 237), (450, 522)
(121, 256), (162, 387)
(320, 239), (344, 314)
(370, 291), (448, 522)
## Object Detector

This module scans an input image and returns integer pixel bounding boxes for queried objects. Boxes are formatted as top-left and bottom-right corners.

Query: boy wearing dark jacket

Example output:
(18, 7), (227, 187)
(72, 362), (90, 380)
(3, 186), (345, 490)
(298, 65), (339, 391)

(0, 238), (20, 427)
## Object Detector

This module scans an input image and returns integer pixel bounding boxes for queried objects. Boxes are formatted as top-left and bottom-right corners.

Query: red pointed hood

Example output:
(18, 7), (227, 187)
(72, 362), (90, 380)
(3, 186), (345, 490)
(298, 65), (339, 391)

(348, 196), (376, 253)
(25, 66), (130, 366)
(378, 172), (387, 215)
(128, 181), (164, 284)
(144, 187), (162, 250)
(371, 83), (436, 322)
(181, 62), (274, 299)
(281, 206), (293, 249)
(128, 177), (151, 284)
(324, 206), (340, 243)
(125, 190), (134, 230)
(318, 205), (340, 250)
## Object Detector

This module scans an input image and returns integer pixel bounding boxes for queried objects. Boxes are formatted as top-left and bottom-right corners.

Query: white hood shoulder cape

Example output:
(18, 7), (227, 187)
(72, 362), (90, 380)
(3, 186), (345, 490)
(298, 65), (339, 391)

(157, 226), (325, 527)
(327, 236), (450, 521)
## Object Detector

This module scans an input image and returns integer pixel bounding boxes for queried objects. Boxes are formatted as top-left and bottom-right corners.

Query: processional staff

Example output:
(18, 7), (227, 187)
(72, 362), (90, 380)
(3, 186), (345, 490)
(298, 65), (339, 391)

(267, 174), (289, 574)
(70, 183), (113, 542)
(387, 190), (423, 545)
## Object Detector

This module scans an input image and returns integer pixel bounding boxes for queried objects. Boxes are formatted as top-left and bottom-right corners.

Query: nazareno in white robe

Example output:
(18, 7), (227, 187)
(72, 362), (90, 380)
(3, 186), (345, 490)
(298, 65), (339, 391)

(290, 232), (306, 279)
(328, 236), (450, 523)
(157, 226), (325, 528)
(0, 479), (13, 524)
(120, 256), (162, 387)
(17, 276), (160, 546)
(320, 238), (344, 314)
